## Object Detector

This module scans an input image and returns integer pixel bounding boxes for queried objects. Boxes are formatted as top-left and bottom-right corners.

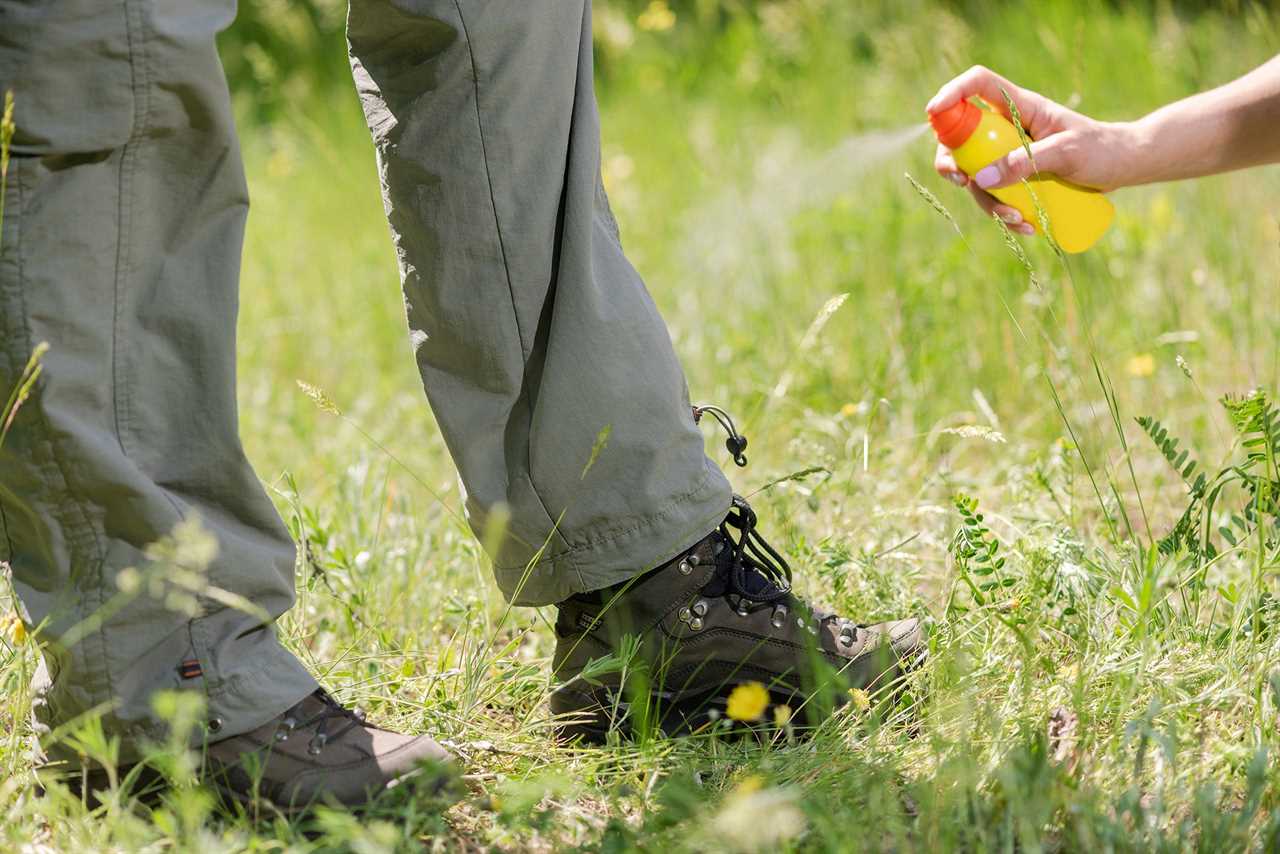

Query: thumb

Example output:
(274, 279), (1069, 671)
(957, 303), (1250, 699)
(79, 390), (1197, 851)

(972, 135), (1071, 190)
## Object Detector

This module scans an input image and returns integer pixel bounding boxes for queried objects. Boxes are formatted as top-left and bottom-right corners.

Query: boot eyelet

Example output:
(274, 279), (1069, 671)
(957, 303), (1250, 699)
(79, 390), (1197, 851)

(771, 605), (787, 629)
(736, 603), (750, 617)
(678, 559), (693, 575)
(207, 717), (224, 734)
(691, 600), (708, 617)
(689, 617), (704, 631)
(308, 734), (328, 755)
(678, 607), (692, 622)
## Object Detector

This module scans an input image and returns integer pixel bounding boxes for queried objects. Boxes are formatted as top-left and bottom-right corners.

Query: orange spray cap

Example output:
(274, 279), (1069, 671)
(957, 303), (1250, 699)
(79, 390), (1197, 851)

(928, 99), (981, 149)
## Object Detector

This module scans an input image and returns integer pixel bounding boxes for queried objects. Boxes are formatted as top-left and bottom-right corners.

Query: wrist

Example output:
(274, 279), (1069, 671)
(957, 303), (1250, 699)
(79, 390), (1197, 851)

(1101, 119), (1157, 189)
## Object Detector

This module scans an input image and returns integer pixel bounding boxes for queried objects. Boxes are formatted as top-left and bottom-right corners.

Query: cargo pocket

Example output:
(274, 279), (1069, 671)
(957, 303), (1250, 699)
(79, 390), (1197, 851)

(0, 0), (137, 155)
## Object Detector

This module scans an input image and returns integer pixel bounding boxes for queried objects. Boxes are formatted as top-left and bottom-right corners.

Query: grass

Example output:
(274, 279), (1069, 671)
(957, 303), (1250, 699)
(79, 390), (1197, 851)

(3, 0), (1280, 849)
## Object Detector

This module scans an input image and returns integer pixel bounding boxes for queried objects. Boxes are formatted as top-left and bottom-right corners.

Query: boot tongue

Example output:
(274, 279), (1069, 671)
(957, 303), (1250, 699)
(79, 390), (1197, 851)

(738, 564), (785, 599)
(701, 557), (786, 601)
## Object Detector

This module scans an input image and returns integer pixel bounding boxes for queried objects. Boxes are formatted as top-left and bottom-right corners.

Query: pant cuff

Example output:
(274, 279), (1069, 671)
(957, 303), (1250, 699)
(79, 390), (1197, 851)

(201, 638), (318, 747)
(494, 458), (733, 605)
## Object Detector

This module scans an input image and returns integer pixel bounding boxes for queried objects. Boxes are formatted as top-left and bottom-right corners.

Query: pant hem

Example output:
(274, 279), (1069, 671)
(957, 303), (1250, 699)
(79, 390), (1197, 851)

(494, 458), (733, 605)
(201, 641), (318, 747)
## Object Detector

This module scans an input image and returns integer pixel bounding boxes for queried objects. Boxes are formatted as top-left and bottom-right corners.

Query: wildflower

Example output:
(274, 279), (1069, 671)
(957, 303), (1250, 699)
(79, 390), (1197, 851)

(848, 687), (870, 712)
(773, 704), (793, 726)
(1176, 354), (1193, 379)
(840, 402), (858, 417)
(637, 1), (675, 32)
(5, 614), (26, 644)
(726, 681), (769, 721)
(1125, 353), (1155, 378)
(713, 784), (806, 850)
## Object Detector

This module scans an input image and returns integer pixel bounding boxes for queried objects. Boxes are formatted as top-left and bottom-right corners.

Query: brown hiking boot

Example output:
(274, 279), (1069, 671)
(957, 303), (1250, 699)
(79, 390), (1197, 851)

(50, 688), (454, 814)
(551, 496), (926, 740)
(203, 688), (454, 813)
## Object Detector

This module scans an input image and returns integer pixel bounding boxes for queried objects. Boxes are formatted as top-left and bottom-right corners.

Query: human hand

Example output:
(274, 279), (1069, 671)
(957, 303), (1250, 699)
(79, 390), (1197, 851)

(927, 66), (1139, 234)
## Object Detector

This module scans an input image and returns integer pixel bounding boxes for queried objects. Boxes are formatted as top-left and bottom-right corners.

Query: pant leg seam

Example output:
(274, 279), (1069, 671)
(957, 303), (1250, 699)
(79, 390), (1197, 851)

(450, 0), (529, 362)
(112, 6), (186, 529)
(113, 0), (149, 467)
(7, 156), (112, 704)
(452, 0), (565, 542)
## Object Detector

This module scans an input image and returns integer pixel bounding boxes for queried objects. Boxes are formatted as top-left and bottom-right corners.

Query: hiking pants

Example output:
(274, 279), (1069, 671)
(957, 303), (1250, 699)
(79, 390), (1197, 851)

(0, 0), (732, 756)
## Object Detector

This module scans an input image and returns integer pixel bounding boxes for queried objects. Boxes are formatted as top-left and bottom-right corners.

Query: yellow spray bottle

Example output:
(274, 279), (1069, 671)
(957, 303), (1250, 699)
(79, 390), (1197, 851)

(929, 99), (1114, 253)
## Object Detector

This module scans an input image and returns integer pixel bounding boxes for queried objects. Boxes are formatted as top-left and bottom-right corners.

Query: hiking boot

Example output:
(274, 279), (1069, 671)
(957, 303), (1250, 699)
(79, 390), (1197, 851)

(50, 688), (454, 813)
(203, 688), (454, 813)
(551, 495), (926, 740)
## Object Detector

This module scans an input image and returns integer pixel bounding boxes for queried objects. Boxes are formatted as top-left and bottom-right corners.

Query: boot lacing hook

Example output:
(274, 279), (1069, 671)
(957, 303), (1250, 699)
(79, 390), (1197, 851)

(692, 404), (748, 467)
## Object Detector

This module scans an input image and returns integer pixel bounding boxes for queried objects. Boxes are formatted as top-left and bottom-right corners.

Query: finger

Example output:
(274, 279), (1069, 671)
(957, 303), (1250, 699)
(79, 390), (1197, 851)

(934, 144), (969, 186)
(967, 185), (1035, 235)
(971, 133), (1074, 191)
(926, 65), (1061, 139)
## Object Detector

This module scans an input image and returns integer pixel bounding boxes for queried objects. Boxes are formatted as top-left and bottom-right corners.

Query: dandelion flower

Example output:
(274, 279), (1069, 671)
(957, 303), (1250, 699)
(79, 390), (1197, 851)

(726, 681), (769, 722)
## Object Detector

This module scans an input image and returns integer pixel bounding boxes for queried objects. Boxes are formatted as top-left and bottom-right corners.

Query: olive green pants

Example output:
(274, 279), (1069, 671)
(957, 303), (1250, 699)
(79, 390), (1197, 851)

(0, 0), (730, 754)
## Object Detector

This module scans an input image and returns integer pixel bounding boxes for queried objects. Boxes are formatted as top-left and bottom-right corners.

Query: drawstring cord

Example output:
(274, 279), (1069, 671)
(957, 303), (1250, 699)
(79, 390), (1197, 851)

(693, 403), (749, 467)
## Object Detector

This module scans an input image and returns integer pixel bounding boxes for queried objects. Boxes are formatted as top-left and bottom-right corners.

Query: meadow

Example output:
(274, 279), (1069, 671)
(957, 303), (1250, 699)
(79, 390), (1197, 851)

(3, 0), (1280, 850)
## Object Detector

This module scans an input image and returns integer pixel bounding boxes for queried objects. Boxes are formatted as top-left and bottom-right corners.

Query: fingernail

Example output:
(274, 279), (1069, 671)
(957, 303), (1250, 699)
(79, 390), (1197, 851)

(1017, 224), (1035, 236)
(974, 165), (1001, 189)
(947, 172), (968, 186)
(925, 97), (939, 113)
(998, 209), (1022, 225)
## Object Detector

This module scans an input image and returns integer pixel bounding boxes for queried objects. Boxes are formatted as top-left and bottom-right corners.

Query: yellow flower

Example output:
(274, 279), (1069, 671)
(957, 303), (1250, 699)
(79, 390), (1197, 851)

(1126, 353), (1155, 378)
(5, 614), (26, 645)
(726, 681), (769, 722)
(773, 704), (793, 726)
(637, 1), (676, 32)
(848, 688), (870, 713)
(734, 773), (765, 796)
(839, 403), (858, 417)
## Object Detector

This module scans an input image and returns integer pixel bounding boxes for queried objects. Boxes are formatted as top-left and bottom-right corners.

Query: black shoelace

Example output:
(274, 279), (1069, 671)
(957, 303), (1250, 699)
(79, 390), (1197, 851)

(275, 688), (367, 755)
(690, 405), (791, 605)
(712, 495), (793, 606)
